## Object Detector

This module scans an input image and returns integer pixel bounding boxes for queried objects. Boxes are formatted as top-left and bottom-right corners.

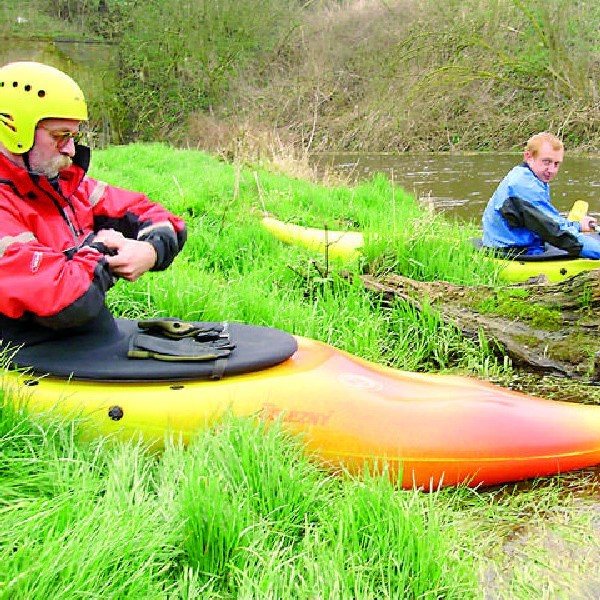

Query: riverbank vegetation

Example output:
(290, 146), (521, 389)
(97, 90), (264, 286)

(3, 0), (599, 154)
(2, 4), (600, 595)
(2, 144), (600, 598)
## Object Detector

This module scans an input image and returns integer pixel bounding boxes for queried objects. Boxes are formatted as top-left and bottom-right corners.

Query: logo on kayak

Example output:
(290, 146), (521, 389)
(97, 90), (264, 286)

(337, 373), (383, 391)
(261, 402), (332, 427)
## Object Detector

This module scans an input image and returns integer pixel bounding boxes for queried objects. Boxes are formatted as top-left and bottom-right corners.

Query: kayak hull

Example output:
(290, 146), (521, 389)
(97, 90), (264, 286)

(493, 256), (599, 283)
(262, 216), (363, 261)
(6, 335), (600, 490)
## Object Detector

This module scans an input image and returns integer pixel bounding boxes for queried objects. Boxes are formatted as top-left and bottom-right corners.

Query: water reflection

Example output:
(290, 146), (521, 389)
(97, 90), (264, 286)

(315, 153), (600, 223)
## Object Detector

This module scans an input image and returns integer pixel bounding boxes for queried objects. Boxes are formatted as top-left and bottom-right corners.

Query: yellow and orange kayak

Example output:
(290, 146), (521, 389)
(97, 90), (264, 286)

(5, 334), (600, 490)
(262, 216), (599, 283)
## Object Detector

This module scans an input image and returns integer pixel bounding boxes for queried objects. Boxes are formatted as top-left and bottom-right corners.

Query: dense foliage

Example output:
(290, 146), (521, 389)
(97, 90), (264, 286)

(2, 0), (598, 152)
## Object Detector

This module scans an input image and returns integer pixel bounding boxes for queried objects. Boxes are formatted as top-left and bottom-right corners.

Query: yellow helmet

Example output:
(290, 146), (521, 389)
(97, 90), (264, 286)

(0, 61), (88, 154)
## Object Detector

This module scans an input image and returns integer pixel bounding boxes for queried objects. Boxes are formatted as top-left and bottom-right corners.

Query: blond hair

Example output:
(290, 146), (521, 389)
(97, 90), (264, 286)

(525, 132), (564, 156)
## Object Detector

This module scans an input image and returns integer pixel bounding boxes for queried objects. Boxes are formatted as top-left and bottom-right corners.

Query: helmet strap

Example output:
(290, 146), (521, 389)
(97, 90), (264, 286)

(22, 151), (31, 172)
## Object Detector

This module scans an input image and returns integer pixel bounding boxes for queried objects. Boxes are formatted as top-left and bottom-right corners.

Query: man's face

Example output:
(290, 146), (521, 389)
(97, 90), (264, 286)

(524, 141), (564, 184)
(27, 118), (81, 178)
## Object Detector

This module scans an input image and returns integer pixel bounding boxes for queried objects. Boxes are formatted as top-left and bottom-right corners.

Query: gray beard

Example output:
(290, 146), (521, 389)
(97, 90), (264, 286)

(33, 155), (72, 178)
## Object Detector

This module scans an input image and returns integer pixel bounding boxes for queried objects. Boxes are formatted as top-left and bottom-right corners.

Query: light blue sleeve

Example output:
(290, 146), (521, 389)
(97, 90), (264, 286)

(580, 234), (600, 259)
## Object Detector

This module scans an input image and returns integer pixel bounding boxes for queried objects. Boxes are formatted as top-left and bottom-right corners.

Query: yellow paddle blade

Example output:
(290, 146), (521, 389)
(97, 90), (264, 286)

(567, 200), (588, 222)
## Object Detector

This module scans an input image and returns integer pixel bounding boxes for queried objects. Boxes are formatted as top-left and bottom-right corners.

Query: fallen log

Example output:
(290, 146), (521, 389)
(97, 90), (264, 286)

(359, 268), (600, 380)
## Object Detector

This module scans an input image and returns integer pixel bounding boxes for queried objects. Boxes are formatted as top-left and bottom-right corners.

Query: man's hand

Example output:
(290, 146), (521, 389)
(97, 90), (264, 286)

(94, 229), (157, 281)
(93, 229), (127, 247)
(580, 215), (599, 233)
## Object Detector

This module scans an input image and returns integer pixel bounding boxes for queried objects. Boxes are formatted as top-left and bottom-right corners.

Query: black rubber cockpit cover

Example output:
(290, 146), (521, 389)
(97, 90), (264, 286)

(9, 319), (298, 382)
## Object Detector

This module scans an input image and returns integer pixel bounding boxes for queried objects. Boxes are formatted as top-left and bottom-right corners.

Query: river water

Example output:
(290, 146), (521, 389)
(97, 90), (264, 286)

(316, 153), (600, 223)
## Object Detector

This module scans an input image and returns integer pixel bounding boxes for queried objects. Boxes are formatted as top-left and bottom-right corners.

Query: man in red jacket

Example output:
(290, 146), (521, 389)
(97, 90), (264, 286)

(0, 61), (187, 346)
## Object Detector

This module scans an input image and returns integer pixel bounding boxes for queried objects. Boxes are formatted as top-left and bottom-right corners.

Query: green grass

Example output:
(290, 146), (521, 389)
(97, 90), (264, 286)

(2, 144), (598, 598)
(1, 400), (478, 598)
(3, 393), (598, 598)
(93, 143), (503, 375)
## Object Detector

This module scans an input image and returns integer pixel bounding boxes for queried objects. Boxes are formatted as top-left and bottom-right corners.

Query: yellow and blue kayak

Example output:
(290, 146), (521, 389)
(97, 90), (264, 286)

(262, 216), (599, 283)
(5, 318), (600, 490)
(491, 253), (599, 282)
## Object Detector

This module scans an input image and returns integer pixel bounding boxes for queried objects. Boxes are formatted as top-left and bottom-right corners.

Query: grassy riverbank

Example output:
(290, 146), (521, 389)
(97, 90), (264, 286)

(1, 144), (599, 598)
(90, 144), (502, 372)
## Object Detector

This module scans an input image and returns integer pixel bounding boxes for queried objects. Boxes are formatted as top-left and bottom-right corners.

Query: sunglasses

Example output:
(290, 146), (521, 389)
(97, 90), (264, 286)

(38, 125), (84, 147)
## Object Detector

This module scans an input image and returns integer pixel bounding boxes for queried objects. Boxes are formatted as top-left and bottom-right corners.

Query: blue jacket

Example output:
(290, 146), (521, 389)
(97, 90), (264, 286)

(482, 163), (600, 259)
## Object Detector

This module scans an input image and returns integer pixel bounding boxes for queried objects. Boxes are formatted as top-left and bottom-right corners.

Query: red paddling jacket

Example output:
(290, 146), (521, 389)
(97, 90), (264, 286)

(0, 145), (187, 346)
